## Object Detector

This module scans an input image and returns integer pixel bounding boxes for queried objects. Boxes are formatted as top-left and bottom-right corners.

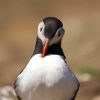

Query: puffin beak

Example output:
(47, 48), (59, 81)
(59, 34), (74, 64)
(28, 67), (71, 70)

(42, 38), (49, 57)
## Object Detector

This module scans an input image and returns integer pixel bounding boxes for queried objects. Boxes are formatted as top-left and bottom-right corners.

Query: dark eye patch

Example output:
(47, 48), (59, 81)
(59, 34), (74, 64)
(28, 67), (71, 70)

(58, 32), (62, 37)
(40, 27), (43, 32)
(57, 28), (64, 37)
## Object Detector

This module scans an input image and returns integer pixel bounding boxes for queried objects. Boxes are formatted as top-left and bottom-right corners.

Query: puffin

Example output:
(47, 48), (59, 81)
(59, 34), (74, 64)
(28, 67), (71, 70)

(14, 17), (80, 100)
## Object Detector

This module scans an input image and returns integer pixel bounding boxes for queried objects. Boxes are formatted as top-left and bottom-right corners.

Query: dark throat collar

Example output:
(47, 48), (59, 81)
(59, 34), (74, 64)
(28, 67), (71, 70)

(46, 42), (65, 59)
(33, 37), (65, 59)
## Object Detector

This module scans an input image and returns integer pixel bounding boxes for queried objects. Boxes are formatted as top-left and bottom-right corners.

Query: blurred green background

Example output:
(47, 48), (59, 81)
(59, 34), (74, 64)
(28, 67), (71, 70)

(0, 0), (100, 100)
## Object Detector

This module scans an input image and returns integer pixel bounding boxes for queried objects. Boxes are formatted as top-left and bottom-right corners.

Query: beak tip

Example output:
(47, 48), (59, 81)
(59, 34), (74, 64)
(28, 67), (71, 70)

(41, 38), (49, 58)
(41, 52), (45, 58)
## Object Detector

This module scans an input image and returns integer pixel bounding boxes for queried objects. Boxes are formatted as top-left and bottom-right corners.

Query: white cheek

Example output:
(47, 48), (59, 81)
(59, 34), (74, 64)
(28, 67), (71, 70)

(38, 31), (45, 42)
(50, 27), (64, 46)
(37, 22), (45, 42)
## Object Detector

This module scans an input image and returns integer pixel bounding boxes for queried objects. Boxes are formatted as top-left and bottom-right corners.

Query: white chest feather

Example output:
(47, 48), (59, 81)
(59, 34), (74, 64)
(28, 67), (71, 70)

(15, 54), (79, 100)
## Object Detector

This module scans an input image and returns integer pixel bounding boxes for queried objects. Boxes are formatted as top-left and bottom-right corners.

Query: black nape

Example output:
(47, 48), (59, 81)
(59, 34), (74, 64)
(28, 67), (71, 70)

(33, 37), (43, 55)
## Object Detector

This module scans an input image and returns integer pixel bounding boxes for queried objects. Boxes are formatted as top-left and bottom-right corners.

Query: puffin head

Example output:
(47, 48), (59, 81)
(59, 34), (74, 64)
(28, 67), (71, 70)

(34, 17), (65, 57)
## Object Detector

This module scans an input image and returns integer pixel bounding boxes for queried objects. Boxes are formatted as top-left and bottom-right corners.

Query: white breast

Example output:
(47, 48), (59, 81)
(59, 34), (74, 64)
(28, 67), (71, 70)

(15, 54), (79, 100)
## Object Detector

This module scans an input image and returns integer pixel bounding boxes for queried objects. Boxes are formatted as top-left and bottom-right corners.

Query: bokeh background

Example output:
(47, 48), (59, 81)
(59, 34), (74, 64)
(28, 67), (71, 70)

(0, 0), (100, 100)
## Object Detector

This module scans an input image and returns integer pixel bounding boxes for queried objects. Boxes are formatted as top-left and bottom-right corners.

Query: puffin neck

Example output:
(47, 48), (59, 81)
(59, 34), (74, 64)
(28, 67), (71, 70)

(45, 42), (66, 59)
(33, 37), (43, 55)
(33, 37), (65, 59)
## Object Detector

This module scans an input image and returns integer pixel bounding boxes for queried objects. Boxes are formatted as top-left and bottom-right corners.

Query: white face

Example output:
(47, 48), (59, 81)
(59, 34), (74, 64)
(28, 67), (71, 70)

(37, 21), (45, 42)
(37, 21), (65, 46)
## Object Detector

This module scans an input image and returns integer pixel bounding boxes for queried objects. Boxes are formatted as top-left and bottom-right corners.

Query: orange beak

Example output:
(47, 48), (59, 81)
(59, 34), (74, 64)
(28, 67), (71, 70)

(41, 38), (49, 57)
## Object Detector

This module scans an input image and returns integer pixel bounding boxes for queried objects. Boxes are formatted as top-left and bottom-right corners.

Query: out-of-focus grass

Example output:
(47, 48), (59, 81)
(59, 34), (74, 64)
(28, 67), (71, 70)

(80, 66), (100, 80)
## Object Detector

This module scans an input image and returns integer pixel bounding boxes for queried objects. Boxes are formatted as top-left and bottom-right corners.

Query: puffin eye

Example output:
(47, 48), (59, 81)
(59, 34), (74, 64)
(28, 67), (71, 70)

(57, 27), (64, 37)
(58, 32), (62, 37)
(40, 27), (43, 32)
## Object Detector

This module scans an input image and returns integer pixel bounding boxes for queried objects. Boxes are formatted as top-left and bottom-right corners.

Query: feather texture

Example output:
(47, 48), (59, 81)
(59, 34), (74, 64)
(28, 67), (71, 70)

(14, 54), (79, 100)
